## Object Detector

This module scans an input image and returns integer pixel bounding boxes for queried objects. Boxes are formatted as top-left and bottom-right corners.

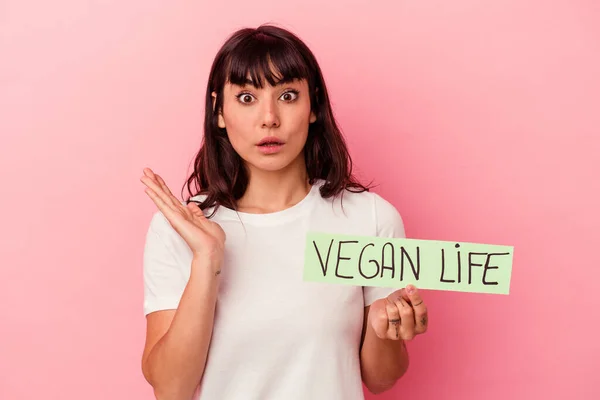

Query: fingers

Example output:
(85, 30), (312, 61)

(144, 186), (180, 222)
(187, 201), (208, 219)
(187, 201), (209, 226)
(374, 287), (429, 342)
(383, 285), (428, 341)
(396, 296), (415, 340)
(385, 298), (401, 340)
(405, 285), (428, 334)
(155, 172), (182, 206)
(372, 306), (390, 340)
(141, 168), (179, 210)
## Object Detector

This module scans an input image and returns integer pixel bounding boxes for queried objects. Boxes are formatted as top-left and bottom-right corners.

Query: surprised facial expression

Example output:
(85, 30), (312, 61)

(213, 77), (317, 174)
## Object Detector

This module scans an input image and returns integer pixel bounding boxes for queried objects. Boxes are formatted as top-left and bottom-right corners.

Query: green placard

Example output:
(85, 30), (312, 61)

(303, 232), (514, 295)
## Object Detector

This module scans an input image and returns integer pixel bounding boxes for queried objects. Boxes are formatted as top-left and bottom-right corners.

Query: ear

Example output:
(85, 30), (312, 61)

(212, 91), (226, 128)
(309, 86), (319, 124)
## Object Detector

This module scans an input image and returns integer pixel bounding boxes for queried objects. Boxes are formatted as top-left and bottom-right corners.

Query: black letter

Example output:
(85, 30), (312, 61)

(455, 243), (462, 283)
(358, 243), (380, 279)
(400, 247), (421, 280)
(468, 252), (487, 284)
(380, 242), (396, 279)
(313, 239), (334, 276)
(440, 248), (455, 283)
(482, 252), (509, 285)
(335, 240), (357, 279)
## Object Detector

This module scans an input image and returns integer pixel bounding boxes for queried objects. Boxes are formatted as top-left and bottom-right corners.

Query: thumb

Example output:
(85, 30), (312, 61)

(187, 201), (205, 217)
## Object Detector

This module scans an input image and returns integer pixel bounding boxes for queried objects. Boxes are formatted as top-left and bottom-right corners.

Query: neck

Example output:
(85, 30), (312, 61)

(237, 157), (311, 214)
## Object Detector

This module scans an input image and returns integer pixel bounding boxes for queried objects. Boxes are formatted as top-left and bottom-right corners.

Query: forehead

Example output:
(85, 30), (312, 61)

(224, 46), (310, 88)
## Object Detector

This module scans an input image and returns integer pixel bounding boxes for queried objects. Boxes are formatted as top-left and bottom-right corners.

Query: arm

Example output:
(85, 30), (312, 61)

(359, 304), (410, 394)
(359, 285), (428, 394)
(141, 256), (220, 400)
(140, 167), (227, 400)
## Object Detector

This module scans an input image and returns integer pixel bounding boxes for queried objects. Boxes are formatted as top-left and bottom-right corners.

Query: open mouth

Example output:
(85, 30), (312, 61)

(259, 141), (283, 147)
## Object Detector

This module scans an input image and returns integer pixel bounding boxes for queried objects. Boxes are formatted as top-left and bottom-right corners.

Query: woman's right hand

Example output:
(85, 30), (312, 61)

(140, 167), (226, 267)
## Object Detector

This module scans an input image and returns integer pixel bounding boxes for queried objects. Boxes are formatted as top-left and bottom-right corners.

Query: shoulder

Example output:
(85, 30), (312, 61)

(144, 207), (195, 265)
(370, 190), (406, 238)
(314, 180), (405, 237)
(318, 182), (406, 238)
(147, 209), (172, 237)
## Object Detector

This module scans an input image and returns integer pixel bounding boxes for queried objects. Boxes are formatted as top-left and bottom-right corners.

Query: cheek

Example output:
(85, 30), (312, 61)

(222, 107), (254, 145)
(284, 109), (311, 141)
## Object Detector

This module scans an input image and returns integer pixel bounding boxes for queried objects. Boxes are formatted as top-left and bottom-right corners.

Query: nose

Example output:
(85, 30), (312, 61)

(261, 98), (280, 128)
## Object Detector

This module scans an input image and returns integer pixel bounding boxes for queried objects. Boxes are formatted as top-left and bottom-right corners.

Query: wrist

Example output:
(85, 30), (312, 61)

(190, 254), (223, 280)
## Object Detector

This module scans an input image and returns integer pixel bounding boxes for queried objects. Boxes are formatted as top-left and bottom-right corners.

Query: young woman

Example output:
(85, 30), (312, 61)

(140, 24), (428, 400)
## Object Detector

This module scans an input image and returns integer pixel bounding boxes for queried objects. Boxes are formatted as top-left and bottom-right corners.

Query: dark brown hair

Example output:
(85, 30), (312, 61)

(182, 24), (370, 216)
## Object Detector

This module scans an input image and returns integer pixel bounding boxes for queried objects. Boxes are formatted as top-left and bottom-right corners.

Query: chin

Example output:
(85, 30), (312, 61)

(251, 158), (295, 173)
(246, 151), (305, 173)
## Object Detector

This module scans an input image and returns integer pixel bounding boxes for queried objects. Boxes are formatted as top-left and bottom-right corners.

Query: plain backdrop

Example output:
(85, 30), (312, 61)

(1, 1), (599, 399)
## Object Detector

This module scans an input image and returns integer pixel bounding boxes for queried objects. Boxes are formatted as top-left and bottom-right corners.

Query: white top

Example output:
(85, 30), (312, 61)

(142, 179), (406, 400)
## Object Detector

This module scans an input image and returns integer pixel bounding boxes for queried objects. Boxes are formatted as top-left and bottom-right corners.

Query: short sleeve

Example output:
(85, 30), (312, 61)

(363, 193), (407, 306)
(142, 211), (189, 315)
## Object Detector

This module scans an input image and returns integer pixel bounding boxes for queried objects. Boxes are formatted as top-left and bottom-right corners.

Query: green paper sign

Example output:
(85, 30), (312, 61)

(303, 232), (514, 295)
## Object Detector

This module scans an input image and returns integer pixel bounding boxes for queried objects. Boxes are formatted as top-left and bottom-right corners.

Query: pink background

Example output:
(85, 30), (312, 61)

(1, 1), (598, 399)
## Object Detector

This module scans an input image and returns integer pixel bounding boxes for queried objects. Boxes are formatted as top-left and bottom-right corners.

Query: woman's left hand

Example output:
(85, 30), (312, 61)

(369, 284), (428, 341)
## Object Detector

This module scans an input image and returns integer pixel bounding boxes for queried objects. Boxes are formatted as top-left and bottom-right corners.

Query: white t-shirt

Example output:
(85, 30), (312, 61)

(143, 179), (406, 400)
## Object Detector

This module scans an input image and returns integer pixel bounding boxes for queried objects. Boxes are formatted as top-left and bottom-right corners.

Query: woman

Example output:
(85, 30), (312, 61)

(140, 24), (428, 400)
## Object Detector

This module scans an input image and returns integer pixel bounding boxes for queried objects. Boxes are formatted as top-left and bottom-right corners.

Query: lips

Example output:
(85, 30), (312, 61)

(257, 136), (284, 146)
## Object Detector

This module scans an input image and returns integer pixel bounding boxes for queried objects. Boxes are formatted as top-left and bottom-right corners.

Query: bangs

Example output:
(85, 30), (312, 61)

(224, 33), (311, 88)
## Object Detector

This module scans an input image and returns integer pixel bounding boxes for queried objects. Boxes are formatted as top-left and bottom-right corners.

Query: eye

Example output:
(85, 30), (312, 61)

(235, 90), (299, 104)
(236, 92), (256, 104)
(280, 90), (299, 102)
